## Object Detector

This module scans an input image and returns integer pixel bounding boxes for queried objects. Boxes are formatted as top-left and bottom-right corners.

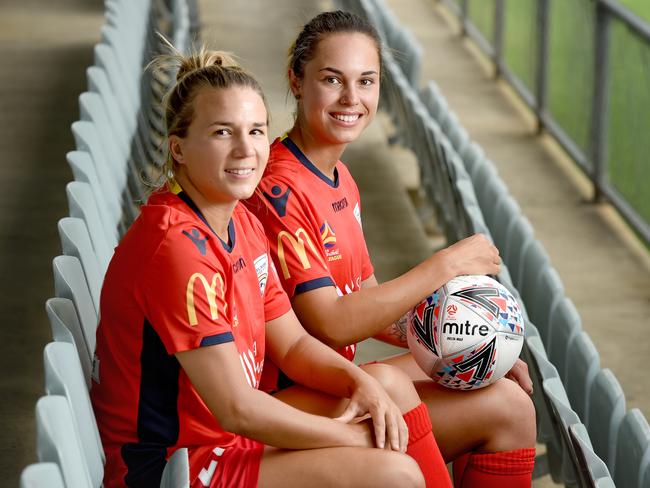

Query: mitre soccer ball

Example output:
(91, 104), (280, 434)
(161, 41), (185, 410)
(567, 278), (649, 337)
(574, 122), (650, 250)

(407, 275), (525, 390)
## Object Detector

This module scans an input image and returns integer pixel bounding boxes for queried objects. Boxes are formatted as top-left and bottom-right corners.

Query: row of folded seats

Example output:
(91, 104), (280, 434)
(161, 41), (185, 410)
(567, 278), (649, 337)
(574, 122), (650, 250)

(338, 0), (650, 486)
(20, 0), (194, 486)
(18, 0), (650, 486)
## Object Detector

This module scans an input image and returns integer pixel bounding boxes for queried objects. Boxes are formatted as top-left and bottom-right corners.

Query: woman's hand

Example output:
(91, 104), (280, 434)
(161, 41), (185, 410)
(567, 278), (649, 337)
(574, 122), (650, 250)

(505, 358), (533, 394)
(438, 233), (501, 278)
(334, 373), (408, 453)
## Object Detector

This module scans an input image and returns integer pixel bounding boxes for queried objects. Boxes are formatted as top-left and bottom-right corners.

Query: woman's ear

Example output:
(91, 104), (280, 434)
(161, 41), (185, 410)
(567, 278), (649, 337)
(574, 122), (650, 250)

(169, 136), (184, 165)
(288, 69), (302, 100)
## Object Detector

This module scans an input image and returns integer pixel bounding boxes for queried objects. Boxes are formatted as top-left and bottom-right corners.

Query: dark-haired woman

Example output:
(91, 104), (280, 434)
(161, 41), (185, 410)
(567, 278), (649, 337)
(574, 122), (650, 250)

(248, 10), (537, 488)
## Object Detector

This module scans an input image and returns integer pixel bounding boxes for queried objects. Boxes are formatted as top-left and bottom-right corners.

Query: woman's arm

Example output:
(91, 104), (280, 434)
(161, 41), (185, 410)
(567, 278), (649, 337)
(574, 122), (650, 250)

(265, 308), (409, 451)
(291, 233), (501, 349)
(176, 340), (374, 450)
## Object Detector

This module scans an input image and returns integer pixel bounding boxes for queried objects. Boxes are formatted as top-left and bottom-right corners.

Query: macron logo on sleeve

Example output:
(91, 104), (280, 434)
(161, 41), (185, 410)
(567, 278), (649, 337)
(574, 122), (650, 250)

(182, 228), (209, 255)
(263, 185), (291, 217)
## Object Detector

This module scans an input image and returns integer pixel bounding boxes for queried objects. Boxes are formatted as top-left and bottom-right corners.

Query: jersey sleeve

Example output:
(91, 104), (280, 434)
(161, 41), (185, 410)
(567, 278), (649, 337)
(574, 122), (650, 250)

(140, 227), (235, 354)
(250, 181), (335, 299)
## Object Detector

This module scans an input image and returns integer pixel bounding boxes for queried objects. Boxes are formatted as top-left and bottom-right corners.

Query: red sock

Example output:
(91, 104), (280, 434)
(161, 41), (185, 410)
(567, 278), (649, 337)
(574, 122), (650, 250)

(403, 403), (452, 488)
(452, 453), (470, 487)
(458, 448), (536, 488)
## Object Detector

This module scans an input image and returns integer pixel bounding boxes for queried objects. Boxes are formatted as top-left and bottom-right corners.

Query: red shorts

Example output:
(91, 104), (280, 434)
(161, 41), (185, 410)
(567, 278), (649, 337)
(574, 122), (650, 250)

(188, 436), (265, 488)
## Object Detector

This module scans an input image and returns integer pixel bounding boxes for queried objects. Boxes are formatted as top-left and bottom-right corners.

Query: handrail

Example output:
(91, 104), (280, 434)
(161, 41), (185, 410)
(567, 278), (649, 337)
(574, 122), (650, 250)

(440, 0), (650, 246)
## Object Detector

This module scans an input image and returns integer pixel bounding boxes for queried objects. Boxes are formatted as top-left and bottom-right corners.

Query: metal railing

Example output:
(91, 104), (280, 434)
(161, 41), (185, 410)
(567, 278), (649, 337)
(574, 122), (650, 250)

(441, 0), (650, 245)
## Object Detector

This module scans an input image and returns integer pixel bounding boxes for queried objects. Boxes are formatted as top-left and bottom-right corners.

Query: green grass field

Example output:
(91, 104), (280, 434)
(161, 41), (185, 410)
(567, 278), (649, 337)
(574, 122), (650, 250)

(466, 0), (650, 229)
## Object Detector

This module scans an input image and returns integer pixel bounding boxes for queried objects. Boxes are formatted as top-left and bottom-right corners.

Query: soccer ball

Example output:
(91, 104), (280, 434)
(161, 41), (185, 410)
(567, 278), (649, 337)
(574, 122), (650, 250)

(407, 275), (525, 390)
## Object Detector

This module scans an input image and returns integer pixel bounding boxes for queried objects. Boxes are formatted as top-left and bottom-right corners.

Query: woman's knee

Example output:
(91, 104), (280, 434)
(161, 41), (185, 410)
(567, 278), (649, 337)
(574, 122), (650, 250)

(368, 451), (425, 488)
(489, 379), (536, 445)
(361, 363), (420, 411)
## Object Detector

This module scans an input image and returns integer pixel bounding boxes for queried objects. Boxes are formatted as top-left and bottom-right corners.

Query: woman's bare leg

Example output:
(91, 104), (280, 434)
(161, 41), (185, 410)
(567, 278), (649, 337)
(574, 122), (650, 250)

(265, 364), (428, 487)
(382, 352), (536, 461)
(259, 446), (424, 488)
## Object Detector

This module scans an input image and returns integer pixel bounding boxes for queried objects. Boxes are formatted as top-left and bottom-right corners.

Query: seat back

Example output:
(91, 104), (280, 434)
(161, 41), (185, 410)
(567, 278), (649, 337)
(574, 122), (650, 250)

(35, 395), (92, 487)
(43, 342), (104, 486)
(58, 217), (103, 314)
(613, 409), (650, 488)
(569, 423), (612, 486)
(565, 331), (600, 423)
(502, 215), (534, 288)
(66, 181), (115, 273)
(588, 368), (626, 472)
(45, 298), (92, 387)
(20, 462), (65, 488)
(547, 297), (581, 381)
(52, 255), (98, 363)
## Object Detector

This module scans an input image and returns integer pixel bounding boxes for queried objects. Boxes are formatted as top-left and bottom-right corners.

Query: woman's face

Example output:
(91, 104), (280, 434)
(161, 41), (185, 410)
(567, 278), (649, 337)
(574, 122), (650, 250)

(170, 86), (269, 204)
(292, 32), (380, 147)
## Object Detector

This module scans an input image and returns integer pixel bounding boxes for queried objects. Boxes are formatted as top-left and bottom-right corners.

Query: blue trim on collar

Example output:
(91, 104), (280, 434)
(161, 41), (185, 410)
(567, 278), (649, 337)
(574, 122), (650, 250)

(177, 191), (235, 253)
(282, 137), (339, 188)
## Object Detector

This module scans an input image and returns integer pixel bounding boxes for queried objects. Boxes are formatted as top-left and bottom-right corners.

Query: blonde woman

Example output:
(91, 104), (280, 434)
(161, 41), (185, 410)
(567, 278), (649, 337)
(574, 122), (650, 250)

(91, 46), (450, 487)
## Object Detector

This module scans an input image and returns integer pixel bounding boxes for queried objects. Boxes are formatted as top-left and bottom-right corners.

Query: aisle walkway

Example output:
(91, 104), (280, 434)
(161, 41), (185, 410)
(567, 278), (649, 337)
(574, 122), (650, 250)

(0, 1), (104, 483)
(385, 0), (650, 418)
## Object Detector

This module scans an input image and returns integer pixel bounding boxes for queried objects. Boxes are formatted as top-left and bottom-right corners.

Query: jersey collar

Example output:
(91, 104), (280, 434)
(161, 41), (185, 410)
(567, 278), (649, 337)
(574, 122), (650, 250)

(177, 191), (236, 253)
(282, 137), (339, 188)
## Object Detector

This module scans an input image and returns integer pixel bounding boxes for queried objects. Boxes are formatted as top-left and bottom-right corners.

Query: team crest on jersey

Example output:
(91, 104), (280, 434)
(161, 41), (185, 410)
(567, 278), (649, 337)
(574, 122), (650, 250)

(254, 253), (269, 295)
(353, 202), (362, 229)
(320, 221), (341, 262)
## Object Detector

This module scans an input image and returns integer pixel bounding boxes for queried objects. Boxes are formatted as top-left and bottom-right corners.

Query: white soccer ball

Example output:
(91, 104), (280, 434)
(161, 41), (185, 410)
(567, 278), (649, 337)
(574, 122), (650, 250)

(407, 275), (525, 390)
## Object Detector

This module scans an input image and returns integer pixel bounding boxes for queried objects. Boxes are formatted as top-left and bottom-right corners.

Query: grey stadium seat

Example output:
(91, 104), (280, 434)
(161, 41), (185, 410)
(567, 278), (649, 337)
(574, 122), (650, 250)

(547, 297), (582, 382)
(58, 217), (103, 315)
(45, 297), (92, 388)
(52, 255), (99, 368)
(613, 409), (650, 488)
(587, 368), (626, 473)
(35, 395), (93, 487)
(565, 331), (600, 424)
(20, 462), (65, 488)
(44, 342), (104, 487)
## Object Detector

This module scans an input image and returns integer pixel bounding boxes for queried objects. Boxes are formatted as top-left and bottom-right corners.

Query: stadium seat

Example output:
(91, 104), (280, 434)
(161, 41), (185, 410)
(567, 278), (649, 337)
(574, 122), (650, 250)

(66, 181), (116, 273)
(43, 342), (104, 487)
(523, 333), (560, 445)
(58, 217), (103, 314)
(613, 409), (650, 488)
(19, 462), (65, 488)
(457, 142), (485, 183)
(66, 151), (121, 248)
(160, 448), (190, 488)
(587, 368), (626, 473)
(565, 331), (600, 424)
(542, 377), (581, 484)
(473, 165), (506, 230)
(569, 423), (613, 486)
(517, 240), (552, 322)
(491, 194), (521, 257)
(71, 121), (124, 228)
(501, 214), (534, 288)
(45, 298), (92, 387)
(52, 255), (98, 368)
(35, 395), (93, 487)
(546, 297), (582, 381)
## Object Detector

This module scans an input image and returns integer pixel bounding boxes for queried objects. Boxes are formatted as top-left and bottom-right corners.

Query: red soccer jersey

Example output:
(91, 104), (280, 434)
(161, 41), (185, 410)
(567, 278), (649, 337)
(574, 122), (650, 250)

(246, 136), (374, 369)
(91, 190), (290, 487)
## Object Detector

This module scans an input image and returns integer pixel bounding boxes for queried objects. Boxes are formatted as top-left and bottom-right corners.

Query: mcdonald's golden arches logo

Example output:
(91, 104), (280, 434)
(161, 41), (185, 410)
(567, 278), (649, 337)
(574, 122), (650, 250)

(276, 228), (325, 279)
(186, 271), (227, 326)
